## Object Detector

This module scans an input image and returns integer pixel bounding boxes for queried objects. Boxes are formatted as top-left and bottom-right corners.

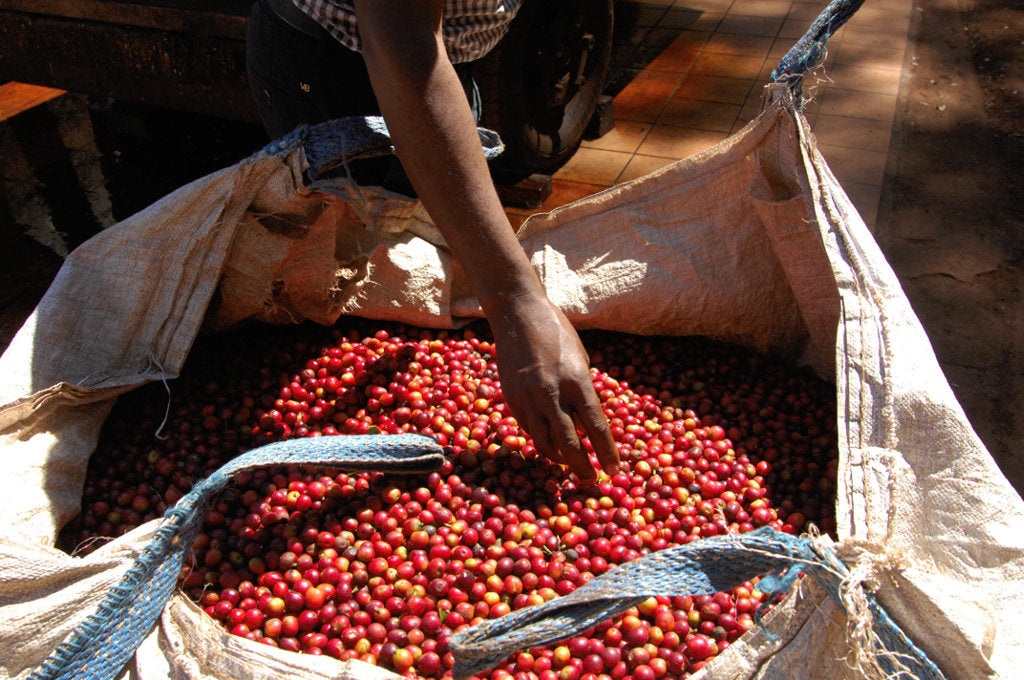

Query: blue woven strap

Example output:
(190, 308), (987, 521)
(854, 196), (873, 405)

(31, 434), (445, 680)
(260, 115), (505, 178)
(449, 527), (946, 680)
(770, 0), (867, 105)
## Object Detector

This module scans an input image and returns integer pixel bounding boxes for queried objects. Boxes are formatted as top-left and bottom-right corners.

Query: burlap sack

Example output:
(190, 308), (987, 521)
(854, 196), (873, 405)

(1, 88), (1021, 680)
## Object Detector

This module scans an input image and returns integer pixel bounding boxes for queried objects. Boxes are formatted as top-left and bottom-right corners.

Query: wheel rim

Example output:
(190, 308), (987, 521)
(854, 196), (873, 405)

(523, 3), (599, 132)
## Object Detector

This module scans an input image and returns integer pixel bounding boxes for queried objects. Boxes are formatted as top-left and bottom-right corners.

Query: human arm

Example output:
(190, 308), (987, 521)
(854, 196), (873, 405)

(353, 0), (617, 481)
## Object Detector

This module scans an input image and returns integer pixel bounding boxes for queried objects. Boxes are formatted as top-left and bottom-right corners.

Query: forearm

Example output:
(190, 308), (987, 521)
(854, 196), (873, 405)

(354, 0), (544, 319)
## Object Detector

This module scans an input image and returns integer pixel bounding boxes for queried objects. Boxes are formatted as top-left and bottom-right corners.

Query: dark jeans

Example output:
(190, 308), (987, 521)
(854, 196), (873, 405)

(246, 0), (481, 191)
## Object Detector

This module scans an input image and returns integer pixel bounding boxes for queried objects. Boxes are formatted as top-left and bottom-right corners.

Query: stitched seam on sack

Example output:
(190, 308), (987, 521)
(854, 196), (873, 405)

(793, 112), (861, 525)
(793, 108), (883, 541)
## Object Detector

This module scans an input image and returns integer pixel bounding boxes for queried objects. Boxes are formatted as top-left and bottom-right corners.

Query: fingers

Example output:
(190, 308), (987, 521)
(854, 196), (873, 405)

(545, 408), (596, 484)
(507, 384), (591, 482)
(487, 302), (618, 483)
(513, 381), (618, 485)
(573, 394), (620, 477)
(521, 413), (569, 469)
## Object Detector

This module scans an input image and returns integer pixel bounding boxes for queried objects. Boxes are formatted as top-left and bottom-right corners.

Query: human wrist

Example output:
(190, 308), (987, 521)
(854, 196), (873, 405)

(475, 271), (550, 324)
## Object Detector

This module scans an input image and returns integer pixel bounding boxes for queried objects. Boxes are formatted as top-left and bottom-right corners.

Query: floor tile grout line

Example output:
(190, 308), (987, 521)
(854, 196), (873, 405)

(539, 1), (883, 213)
(610, 12), (730, 185)
(609, 0), (917, 227)
(610, 3), (807, 185)
(601, 0), (913, 197)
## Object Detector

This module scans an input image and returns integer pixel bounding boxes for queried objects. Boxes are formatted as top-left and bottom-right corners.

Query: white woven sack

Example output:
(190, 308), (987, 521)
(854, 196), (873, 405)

(0, 88), (1020, 680)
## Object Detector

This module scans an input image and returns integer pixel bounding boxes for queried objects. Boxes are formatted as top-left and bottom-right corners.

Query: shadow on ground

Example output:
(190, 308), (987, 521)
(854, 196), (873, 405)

(878, 0), (1024, 494)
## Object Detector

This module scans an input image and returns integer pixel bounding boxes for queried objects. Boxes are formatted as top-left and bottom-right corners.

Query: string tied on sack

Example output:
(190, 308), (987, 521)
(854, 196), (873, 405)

(770, 0), (868, 106)
(830, 540), (929, 680)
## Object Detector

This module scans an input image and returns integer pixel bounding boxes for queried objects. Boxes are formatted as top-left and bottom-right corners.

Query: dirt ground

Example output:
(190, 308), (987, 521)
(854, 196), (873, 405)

(875, 0), (1024, 496)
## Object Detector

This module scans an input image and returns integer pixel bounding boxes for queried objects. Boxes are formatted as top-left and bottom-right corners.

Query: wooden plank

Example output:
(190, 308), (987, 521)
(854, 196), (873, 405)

(0, 82), (67, 122)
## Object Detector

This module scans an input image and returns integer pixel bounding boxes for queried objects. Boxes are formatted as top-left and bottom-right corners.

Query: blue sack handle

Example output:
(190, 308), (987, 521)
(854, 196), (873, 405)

(31, 434), (445, 680)
(260, 115), (505, 179)
(449, 527), (947, 680)
(770, 0), (868, 105)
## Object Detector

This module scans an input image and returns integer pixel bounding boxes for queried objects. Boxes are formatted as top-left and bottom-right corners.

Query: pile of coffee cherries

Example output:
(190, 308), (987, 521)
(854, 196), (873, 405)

(61, 320), (838, 679)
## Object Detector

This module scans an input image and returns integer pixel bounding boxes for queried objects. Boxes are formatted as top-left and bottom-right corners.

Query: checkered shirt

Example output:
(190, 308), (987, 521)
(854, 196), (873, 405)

(293, 0), (524, 63)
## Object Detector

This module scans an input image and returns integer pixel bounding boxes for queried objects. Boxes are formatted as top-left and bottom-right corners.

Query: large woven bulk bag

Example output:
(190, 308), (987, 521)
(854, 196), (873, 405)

(0, 84), (1021, 680)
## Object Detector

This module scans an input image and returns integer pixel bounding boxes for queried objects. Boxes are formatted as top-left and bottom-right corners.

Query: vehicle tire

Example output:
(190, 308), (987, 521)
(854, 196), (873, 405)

(476, 0), (614, 179)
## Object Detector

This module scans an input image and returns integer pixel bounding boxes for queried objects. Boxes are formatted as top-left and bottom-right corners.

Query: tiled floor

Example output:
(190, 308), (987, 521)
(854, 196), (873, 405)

(505, 0), (915, 231)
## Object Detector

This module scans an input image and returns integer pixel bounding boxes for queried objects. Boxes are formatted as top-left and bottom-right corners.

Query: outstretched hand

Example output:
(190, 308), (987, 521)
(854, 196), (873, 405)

(488, 294), (619, 483)
(352, 1), (617, 481)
